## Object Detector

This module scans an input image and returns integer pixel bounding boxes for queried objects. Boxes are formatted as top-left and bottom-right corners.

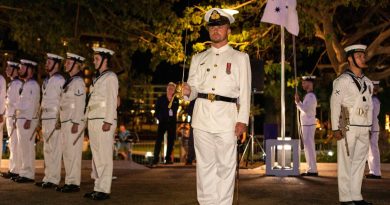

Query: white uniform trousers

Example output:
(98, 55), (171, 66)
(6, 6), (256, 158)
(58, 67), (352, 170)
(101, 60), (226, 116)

(42, 120), (62, 185)
(367, 131), (381, 176)
(88, 119), (116, 194)
(6, 117), (20, 174)
(61, 121), (84, 185)
(193, 128), (236, 205)
(301, 125), (318, 173)
(337, 126), (369, 202)
(0, 121), (4, 167)
(16, 119), (38, 179)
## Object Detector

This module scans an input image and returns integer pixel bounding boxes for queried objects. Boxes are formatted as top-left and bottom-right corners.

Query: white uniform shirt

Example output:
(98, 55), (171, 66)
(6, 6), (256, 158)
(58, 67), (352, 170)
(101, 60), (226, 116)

(5, 78), (23, 117)
(41, 73), (65, 119)
(371, 96), (380, 132)
(296, 92), (317, 125)
(87, 70), (118, 124)
(0, 75), (7, 115)
(330, 70), (373, 130)
(16, 79), (40, 120)
(60, 76), (86, 124)
(187, 44), (251, 133)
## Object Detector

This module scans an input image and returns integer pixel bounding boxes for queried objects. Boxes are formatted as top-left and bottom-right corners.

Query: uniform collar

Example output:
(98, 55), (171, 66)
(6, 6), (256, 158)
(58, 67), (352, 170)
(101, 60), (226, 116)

(210, 43), (231, 53)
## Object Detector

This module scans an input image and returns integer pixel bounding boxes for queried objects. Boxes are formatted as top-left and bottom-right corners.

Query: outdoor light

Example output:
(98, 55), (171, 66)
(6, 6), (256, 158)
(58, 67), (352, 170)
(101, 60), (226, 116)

(327, 150), (334, 157)
(150, 109), (155, 115)
(187, 115), (191, 122)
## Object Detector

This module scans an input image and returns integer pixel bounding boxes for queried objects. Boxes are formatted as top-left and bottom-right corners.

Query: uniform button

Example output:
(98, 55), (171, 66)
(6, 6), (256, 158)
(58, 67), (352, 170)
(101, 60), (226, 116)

(206, 68), (210, 72)
(212, 88), (215, 91)
(214, 64), (217, 67)
(213, 76), (216, 79)
(216, 53), (219, 56)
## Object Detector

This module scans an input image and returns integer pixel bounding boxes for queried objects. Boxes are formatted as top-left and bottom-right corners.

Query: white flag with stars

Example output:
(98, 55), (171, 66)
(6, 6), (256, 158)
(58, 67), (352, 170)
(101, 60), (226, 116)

(261, 0), (299, 36)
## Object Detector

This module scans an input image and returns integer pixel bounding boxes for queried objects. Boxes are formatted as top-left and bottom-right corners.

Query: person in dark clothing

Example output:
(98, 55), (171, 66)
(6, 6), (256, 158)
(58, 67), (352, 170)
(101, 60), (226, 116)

(185, 100), (196, 165)
(152, 82), (179, 165)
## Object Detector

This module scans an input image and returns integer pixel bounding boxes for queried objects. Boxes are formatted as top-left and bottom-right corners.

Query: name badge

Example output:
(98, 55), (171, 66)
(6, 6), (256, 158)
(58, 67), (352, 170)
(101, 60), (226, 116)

(169, 109), (173, 117)
(226, 63), (231, 74)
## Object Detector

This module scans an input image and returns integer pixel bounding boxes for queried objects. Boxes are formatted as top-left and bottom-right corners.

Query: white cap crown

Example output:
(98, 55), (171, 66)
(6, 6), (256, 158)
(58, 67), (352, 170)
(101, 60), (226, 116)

(66, 52), (85, 62)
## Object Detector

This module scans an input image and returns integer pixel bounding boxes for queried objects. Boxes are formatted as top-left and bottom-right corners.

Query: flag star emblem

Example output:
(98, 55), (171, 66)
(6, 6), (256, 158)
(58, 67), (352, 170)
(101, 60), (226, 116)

(275, 7), (280, 12)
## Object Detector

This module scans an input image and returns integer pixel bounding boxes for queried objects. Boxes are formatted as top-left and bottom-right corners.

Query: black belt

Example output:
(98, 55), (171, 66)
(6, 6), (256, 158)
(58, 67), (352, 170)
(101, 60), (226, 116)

(198, 93), (237, 103)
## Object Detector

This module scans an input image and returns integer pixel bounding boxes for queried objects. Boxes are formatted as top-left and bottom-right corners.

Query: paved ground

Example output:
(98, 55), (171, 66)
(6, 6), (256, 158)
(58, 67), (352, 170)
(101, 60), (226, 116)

(0, 161), (389, 205)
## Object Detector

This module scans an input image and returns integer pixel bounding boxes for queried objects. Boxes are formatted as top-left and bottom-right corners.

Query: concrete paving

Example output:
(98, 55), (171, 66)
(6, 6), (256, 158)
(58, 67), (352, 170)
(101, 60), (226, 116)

(0, 161), (389, 205)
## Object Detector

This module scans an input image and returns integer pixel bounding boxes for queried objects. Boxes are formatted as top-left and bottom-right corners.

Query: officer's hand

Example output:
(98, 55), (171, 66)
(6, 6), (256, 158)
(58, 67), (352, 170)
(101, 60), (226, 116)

(182, 82), (191, 97)
(102, 122), (111, 132)
(235, 122), (247, 140)
(294, 93), (300, 103)
(71, 123), (79, 134)
(0, 115), (3, 123)
(24, 120), (31, 129)
(333, 130), (343, 141)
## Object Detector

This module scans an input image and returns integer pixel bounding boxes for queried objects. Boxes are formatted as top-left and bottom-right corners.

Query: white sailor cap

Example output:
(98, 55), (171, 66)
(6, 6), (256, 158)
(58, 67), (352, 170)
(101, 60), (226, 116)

(7, 61), (20, 68)
(344, 44), (367, 54)
(168, 82), (177, 87)
(204, 8), (238, 26)
(20, 59), (37, 67)
(302, 75), (316, 81)
(93, 47), (115, 56)
(372, 80), (380, 85)
(66, 52), (85, 63)
(47, 53), (64, 61)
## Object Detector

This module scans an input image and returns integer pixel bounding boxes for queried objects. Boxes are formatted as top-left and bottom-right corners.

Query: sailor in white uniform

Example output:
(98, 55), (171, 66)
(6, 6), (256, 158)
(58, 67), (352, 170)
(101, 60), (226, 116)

(183, 8), (251, 205)
(14, 59), (40, 183)
(331, 44), (373, 205)
(366, 80), (381, 179)
(1, 61), (23, 179)
(35, 53), (65, 189)
(84, 47), (118, 201)
(295, 75), (318, 176)
(56, 52), (86, 193)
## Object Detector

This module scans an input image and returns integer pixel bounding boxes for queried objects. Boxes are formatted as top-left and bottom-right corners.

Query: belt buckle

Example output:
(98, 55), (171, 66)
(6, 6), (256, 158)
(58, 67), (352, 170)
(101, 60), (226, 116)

(207, 93), (216, 102)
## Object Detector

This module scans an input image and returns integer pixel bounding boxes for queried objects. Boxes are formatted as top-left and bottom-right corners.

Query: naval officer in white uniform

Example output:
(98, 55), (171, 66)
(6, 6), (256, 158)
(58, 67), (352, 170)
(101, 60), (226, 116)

(183, 8), (251, 205)
(84, 47), (118, 201)
(331, 44), (373, 205)
(366, 80), (381, 179)
(1, 61), (23, 179)
(295, 75), (318, 176)
(36, 53), (65, 189)
(56, 52), (86, 193)
(14, 59), (40, 183)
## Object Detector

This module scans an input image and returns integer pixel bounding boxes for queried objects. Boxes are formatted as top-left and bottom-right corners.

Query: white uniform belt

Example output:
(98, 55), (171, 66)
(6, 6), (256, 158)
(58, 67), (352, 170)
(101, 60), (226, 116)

(88, 102), (106, 111)
(42, 107), (58, 113)
(60, 104), (76, 111)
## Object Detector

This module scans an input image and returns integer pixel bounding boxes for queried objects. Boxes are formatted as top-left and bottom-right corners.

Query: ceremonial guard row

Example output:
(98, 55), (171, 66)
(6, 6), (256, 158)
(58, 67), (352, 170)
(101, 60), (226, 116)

(0, 47), (118, 201)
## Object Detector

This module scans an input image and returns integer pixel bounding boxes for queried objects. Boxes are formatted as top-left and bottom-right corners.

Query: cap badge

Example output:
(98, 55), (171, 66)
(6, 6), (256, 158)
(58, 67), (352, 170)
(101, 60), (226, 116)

(211, 10), (221, 20)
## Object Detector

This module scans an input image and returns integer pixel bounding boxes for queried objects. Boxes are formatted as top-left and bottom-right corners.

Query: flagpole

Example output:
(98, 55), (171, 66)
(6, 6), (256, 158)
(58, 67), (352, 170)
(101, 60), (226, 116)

(281, 25), (285, 140)
(281, 25), (286, 168)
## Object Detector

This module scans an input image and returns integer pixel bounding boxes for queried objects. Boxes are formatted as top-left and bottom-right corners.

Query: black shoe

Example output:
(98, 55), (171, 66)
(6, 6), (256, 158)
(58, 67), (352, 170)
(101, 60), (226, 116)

(10, 175), (20, 181)
(365, 174), (381, 179)
(340, 202), (355, 205)
(1, 171), (18, 179)
(42, 182), (58, 189)
(15, 176), (34, 183)
(353, 200), (373, 205)
(185, 162), (192, 166)
(300, 172), (319, 177)
(84, 191), (97, 198)
(91, 192), (110, 200)
(35, 181), (44, 187)
(164, 161), (173, 165)
(57, 184), (80, 193)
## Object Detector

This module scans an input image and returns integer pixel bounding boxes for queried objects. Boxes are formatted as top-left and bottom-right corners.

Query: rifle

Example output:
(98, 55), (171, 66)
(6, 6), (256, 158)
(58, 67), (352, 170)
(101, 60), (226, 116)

(338, 106), (350, 156)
